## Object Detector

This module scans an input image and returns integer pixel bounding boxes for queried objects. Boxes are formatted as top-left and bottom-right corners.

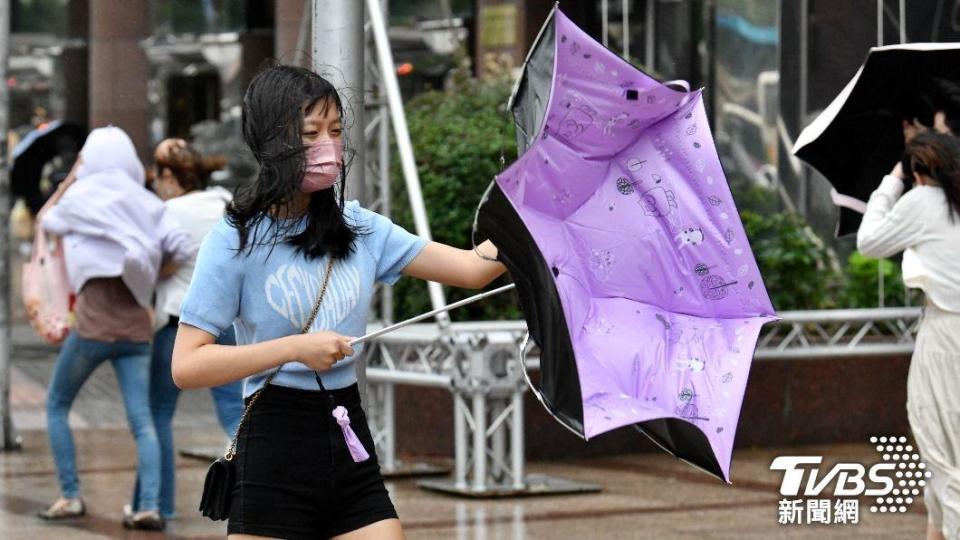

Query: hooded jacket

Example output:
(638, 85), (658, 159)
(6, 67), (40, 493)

(41, 126), (193, 307)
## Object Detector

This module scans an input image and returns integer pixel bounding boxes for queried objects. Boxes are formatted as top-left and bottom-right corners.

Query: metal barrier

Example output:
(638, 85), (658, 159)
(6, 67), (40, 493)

(755, 307), (921, 360)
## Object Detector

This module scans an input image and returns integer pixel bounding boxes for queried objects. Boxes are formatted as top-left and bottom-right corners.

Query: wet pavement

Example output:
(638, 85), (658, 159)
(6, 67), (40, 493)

(0, 430), (928, 539)
(1, 334), (928, 539)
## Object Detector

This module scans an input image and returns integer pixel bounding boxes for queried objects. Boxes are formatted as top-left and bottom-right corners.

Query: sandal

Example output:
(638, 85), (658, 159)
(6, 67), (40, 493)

(38, 498), (86, 520)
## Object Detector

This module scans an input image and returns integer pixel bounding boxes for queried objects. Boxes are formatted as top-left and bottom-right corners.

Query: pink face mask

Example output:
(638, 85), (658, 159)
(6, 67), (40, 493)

(301, 139), (344, 192)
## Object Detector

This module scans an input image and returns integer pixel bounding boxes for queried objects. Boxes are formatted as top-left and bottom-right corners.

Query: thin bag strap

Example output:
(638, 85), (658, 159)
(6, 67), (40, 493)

(224, 257), (334, 460)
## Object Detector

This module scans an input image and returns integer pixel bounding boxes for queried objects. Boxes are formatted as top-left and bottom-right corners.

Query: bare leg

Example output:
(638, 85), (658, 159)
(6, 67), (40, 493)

(228, 535), (282, 540)
(331, 518), (405, 540)
(926, 523), (945, 540)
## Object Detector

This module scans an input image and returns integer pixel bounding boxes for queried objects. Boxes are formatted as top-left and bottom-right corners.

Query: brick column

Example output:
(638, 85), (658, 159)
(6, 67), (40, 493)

(275, 0), (308, 66)
(88, 0), (151, 161)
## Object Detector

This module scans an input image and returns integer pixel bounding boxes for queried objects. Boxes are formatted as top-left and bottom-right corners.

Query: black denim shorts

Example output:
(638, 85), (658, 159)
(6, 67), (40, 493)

(226, 383), (397, 539)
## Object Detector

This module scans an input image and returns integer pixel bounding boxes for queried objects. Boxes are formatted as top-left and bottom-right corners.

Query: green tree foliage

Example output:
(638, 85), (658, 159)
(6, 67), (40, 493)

(838, 252), (921, 308)
(739, 210), (841, 311)
(389, 74), (522, 322)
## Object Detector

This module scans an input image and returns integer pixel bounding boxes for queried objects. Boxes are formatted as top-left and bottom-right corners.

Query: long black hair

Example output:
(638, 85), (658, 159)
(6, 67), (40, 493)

(904, 131), (960, 221)
(227, 63), (359, 260)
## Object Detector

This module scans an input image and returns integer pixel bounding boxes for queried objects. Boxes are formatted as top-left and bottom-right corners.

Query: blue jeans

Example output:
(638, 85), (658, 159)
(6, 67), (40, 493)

(46, 333), (161, 510)
(133, 324), (243, 517)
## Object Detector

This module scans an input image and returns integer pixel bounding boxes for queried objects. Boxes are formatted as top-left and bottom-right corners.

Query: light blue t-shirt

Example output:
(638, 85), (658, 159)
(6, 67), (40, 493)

(179, 200), (428, 397)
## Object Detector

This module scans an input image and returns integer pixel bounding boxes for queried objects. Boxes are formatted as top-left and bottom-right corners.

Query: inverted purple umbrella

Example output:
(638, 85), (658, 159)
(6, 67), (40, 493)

(474, 6), (778, 482)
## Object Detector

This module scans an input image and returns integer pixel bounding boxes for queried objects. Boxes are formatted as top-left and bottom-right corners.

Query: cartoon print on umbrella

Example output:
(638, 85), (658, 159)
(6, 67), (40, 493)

(477, 6), (777, 483)
(616, 176), (640, 195)
(676, 357), (706, 373)
(558, 90), (597, 140)
(639, 186), (677, 218)
(675, 385), (710, 423)
(677, 227), (704, 248)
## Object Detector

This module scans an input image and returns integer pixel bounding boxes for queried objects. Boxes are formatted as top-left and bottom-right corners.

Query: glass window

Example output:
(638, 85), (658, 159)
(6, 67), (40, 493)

(12, 0), (70, 35)
(152, 0), (252, 36)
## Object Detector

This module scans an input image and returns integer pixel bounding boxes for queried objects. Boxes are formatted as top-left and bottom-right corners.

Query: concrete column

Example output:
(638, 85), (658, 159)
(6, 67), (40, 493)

(88, 0), (151, 160)
(275, 0), (309, 66)
(63, 0), (89, 127)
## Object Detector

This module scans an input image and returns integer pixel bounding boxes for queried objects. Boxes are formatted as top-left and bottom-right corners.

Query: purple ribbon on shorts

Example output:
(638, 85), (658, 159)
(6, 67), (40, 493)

(332, 406), (370, 463)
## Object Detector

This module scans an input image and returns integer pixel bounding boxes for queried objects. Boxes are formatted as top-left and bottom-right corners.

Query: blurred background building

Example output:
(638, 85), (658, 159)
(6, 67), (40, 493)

(8, 0), (960, 244)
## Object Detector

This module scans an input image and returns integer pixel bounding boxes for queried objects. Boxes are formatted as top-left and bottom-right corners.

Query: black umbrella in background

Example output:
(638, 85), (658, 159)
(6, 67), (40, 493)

(11, 120), (86, 214)
(793, 43), (960, 236)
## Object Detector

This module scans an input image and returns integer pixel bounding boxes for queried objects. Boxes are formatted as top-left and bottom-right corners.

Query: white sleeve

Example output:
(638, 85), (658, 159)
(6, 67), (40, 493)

(856, 175), (927, 258)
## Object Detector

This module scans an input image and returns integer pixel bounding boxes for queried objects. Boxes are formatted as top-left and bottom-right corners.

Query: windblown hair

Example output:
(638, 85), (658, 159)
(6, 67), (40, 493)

(156, 143), (226, 193)
(227, 63), (359, 260)
(904, 131), (960, 221)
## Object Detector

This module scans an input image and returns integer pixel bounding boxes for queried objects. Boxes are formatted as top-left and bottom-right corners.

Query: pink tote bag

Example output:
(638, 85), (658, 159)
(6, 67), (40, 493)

(22, 230), (74, 345)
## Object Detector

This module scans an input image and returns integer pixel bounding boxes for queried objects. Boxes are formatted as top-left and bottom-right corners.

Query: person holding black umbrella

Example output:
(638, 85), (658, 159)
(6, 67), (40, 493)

(903, 77), (960, 143)
(858, 132), (960, 540)
(794, 43), (960, 236)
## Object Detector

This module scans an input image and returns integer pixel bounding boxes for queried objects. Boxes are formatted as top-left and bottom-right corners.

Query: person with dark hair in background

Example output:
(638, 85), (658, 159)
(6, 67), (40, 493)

(903, 77), (960, 142)
(125, 138), (244, 525)
(858, 132), (960, 540)
(172, 63), (506, 539)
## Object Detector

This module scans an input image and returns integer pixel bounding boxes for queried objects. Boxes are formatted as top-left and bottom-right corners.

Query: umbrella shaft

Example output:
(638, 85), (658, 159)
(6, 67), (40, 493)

(349, 283), (517, 346)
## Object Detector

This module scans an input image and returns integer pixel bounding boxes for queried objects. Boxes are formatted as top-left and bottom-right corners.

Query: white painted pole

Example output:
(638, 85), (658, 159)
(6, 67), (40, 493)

(877, 0), (884, 46)
(510, 389), (524, 489)
(622, 0), (630, 61)
(472, 391), (487, 491)
(601, 0), (609, 47)
(454, 394), (468, 489)
(0, 0), (18, 451)
(645, 0), (655, 70)
(365, 0), (449, 323)
(899, 0), (906, 43)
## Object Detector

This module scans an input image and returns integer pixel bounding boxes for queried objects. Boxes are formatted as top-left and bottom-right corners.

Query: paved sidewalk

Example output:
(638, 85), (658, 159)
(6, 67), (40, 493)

(0, 429), (928, 539)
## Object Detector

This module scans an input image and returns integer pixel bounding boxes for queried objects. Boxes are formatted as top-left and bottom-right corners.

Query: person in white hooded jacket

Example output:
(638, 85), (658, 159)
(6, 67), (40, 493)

(37, 126), (192, 530)
(858, 131), (960, 540)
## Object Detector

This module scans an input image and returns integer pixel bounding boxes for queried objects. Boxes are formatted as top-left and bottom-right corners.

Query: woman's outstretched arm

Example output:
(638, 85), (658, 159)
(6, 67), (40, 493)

(401, 239), (507, 289)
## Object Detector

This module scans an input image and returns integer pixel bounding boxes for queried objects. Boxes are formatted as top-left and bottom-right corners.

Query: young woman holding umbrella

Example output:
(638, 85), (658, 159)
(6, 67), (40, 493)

(858, 132), (960, 540)
(172, 64), (506, 539)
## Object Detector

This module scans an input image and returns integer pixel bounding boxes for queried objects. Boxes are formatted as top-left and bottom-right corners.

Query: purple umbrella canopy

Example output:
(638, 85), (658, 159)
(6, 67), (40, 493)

(476, 7), (777, 482)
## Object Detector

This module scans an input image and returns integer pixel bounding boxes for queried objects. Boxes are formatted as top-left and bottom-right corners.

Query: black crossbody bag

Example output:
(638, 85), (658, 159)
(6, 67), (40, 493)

(199, 258), (334, 520)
